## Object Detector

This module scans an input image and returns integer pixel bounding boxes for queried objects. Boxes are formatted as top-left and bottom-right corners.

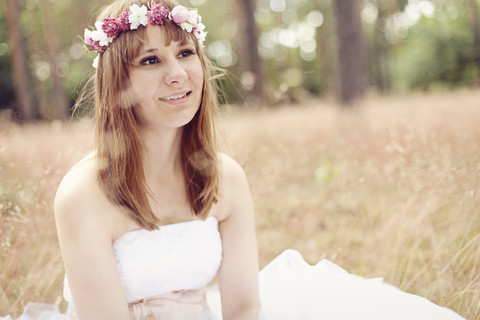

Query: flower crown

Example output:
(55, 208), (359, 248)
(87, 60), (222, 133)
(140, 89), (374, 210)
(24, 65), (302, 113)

(83, 2), (206, 67)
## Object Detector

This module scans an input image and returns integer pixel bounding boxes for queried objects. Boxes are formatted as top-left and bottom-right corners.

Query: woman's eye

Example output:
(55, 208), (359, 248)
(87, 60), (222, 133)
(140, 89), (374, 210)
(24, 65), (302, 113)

(178, 49), (196, 58)
(139, 56), (159, 65)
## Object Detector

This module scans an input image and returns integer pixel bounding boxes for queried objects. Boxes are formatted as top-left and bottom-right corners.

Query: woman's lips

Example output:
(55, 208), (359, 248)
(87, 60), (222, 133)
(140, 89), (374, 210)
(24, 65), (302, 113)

(159, 91), (191, 102)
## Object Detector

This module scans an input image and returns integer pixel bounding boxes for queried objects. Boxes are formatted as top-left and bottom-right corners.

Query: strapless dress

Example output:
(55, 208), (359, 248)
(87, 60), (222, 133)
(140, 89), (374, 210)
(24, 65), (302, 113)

(3, 217), (466, 320)
(64, 216), (222, 319)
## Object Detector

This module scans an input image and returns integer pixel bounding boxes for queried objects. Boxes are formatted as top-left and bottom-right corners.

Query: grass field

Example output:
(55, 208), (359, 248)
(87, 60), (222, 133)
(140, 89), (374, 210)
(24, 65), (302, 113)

(1, 90), (479, 319)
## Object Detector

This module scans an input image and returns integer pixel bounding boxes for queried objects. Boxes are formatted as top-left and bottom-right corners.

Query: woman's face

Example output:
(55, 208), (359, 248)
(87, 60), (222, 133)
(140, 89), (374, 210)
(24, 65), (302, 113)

(129, 25), (204, 131)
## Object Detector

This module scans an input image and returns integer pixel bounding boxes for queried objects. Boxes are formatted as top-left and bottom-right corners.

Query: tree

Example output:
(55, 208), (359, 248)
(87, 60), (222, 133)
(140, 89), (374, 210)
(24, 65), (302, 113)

(234, 0), (267, 107)
(332, 0), (369, 105)
(40, 0), (68, 120)
(468, 0), (480, 78)
(368, 1), (392, 93)
(3, 0), (35, 121)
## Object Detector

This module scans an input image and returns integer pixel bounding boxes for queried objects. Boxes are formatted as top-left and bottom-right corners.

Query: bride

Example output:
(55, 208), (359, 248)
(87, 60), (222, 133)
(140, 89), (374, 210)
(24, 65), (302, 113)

(2, 0), (466, 319)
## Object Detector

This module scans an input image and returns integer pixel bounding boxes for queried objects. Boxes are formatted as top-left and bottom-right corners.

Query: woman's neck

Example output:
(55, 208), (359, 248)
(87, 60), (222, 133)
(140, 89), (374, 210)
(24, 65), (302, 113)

(140, 126), (184, 182)
(139, 126), (191, 221)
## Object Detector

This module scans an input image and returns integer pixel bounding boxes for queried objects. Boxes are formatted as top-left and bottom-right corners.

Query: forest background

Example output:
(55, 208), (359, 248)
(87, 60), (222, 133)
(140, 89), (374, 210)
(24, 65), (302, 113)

(1, 0), (480, 319)
(2, 0), (480, 117)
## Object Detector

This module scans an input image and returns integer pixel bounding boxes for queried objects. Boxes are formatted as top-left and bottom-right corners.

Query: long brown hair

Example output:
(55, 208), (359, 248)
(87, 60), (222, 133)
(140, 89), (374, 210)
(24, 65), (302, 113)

(81, 0), (219, 230)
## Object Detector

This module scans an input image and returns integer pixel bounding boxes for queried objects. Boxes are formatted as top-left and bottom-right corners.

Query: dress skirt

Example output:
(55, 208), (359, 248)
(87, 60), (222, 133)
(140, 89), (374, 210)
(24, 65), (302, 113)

(208, 249), (465, 320)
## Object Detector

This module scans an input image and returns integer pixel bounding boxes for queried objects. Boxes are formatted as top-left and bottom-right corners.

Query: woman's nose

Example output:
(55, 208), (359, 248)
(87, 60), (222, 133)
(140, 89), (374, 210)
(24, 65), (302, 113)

(164, 59), (188, 87)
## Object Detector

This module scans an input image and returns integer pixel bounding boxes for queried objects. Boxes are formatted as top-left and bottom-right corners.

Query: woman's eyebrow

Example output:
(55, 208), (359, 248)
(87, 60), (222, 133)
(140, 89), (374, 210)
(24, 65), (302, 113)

(138, 48), (158, 56)
(138, 40), (192, 56)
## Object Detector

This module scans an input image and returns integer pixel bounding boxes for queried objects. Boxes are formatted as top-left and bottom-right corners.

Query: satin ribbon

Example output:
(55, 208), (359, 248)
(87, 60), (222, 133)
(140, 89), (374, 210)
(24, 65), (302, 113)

(129, 288), (208, 320)
(67, 287), (209, 320)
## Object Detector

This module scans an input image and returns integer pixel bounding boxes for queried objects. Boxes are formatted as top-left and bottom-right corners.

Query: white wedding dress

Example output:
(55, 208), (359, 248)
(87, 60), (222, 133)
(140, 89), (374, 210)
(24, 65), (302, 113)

(2, 217), (465, 320)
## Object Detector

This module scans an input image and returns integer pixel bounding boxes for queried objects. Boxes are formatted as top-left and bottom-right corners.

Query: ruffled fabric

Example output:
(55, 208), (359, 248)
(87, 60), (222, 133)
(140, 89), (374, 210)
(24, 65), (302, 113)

(255, 249), (465, 320)
(0, 303), (66, 320)
(203, 249), (466, 320)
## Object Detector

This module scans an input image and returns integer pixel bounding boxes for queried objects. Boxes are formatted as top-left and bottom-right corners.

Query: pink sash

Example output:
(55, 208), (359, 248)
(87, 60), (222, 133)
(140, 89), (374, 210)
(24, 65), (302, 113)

(67, 288), (209, 320)
(129, 288), (208, 320)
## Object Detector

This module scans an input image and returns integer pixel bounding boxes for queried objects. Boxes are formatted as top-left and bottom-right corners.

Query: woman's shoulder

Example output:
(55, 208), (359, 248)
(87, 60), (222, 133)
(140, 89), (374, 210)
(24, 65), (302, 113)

(218, 152), (247, 181)
(55, 153), (100, 205)
(215, 152), (251, 221)
(217, 152), (250, 195)
(54, 153), (117, 233)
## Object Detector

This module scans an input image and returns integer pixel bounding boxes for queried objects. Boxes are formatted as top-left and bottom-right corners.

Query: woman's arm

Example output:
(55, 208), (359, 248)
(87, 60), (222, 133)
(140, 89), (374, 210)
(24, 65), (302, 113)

(54, 165), (130, 320)
(216, 154), (261, 320)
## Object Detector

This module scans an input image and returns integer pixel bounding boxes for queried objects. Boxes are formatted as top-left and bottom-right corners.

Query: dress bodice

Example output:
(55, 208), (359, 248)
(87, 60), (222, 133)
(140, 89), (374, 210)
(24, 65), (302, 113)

(63, 216), (222, 304)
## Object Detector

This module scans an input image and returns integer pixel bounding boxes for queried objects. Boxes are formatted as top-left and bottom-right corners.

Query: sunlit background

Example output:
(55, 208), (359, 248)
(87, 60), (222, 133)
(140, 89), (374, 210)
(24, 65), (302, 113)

(1, 0), (479, 118)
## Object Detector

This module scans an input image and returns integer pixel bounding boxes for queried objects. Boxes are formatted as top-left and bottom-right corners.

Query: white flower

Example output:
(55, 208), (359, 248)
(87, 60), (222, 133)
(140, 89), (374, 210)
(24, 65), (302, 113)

(187, 10), (199, 26)
(92, 55), (99, 68)
(91, 30), (112, 46)
(129, 4), (148, 30)
(180, 22), (193, 33)
(91, 21), (112, 46)
(94, 21), (103, 31)
(193, 22), (206, 44)
(195, 22), (205, 32)
(195, 30), (207, 45)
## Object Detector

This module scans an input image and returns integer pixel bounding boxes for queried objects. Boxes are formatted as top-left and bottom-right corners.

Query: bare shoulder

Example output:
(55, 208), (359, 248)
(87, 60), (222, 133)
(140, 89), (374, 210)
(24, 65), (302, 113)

(55, 156), (100, 215)
(218, 152), (250, 198)
(216, 153), (252, 222)
(54, 156), (119, 240)
(218, 152), (248, 182)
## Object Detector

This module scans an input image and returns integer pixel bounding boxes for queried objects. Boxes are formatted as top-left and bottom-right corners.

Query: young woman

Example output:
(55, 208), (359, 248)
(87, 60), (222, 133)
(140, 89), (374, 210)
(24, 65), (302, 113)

(54, 0), (260, 319)
(1, 0), (467, 319)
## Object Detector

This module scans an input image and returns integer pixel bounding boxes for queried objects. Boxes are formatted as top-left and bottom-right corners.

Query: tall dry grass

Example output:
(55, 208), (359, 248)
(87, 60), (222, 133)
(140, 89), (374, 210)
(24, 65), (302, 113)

(1, 90), (479, 319)
(0, 119), (93, 316)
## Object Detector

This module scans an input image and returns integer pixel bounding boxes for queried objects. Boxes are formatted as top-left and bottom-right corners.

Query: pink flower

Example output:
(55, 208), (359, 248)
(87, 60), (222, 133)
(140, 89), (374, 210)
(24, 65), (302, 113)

(148, 2), (169, 25)
(84, 29), (94, 46)
(117, 11), (131, 31)
(102, 18), (120, 38)
(90, 40), (106, 54)
(170, 5), (189, 24)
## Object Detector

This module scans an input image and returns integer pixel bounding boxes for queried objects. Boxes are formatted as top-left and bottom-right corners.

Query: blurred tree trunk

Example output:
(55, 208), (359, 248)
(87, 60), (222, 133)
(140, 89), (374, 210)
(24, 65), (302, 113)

(234, 0), (267, 108)
(40, 0), (68, 120)
(333, 0), (369, 105)
(26, 28), (49, 121)
(468, 0), (480, 76)
(316, 3), (337, 95)
(3, 0), (35, 121)
(372, 2), (391, 93)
